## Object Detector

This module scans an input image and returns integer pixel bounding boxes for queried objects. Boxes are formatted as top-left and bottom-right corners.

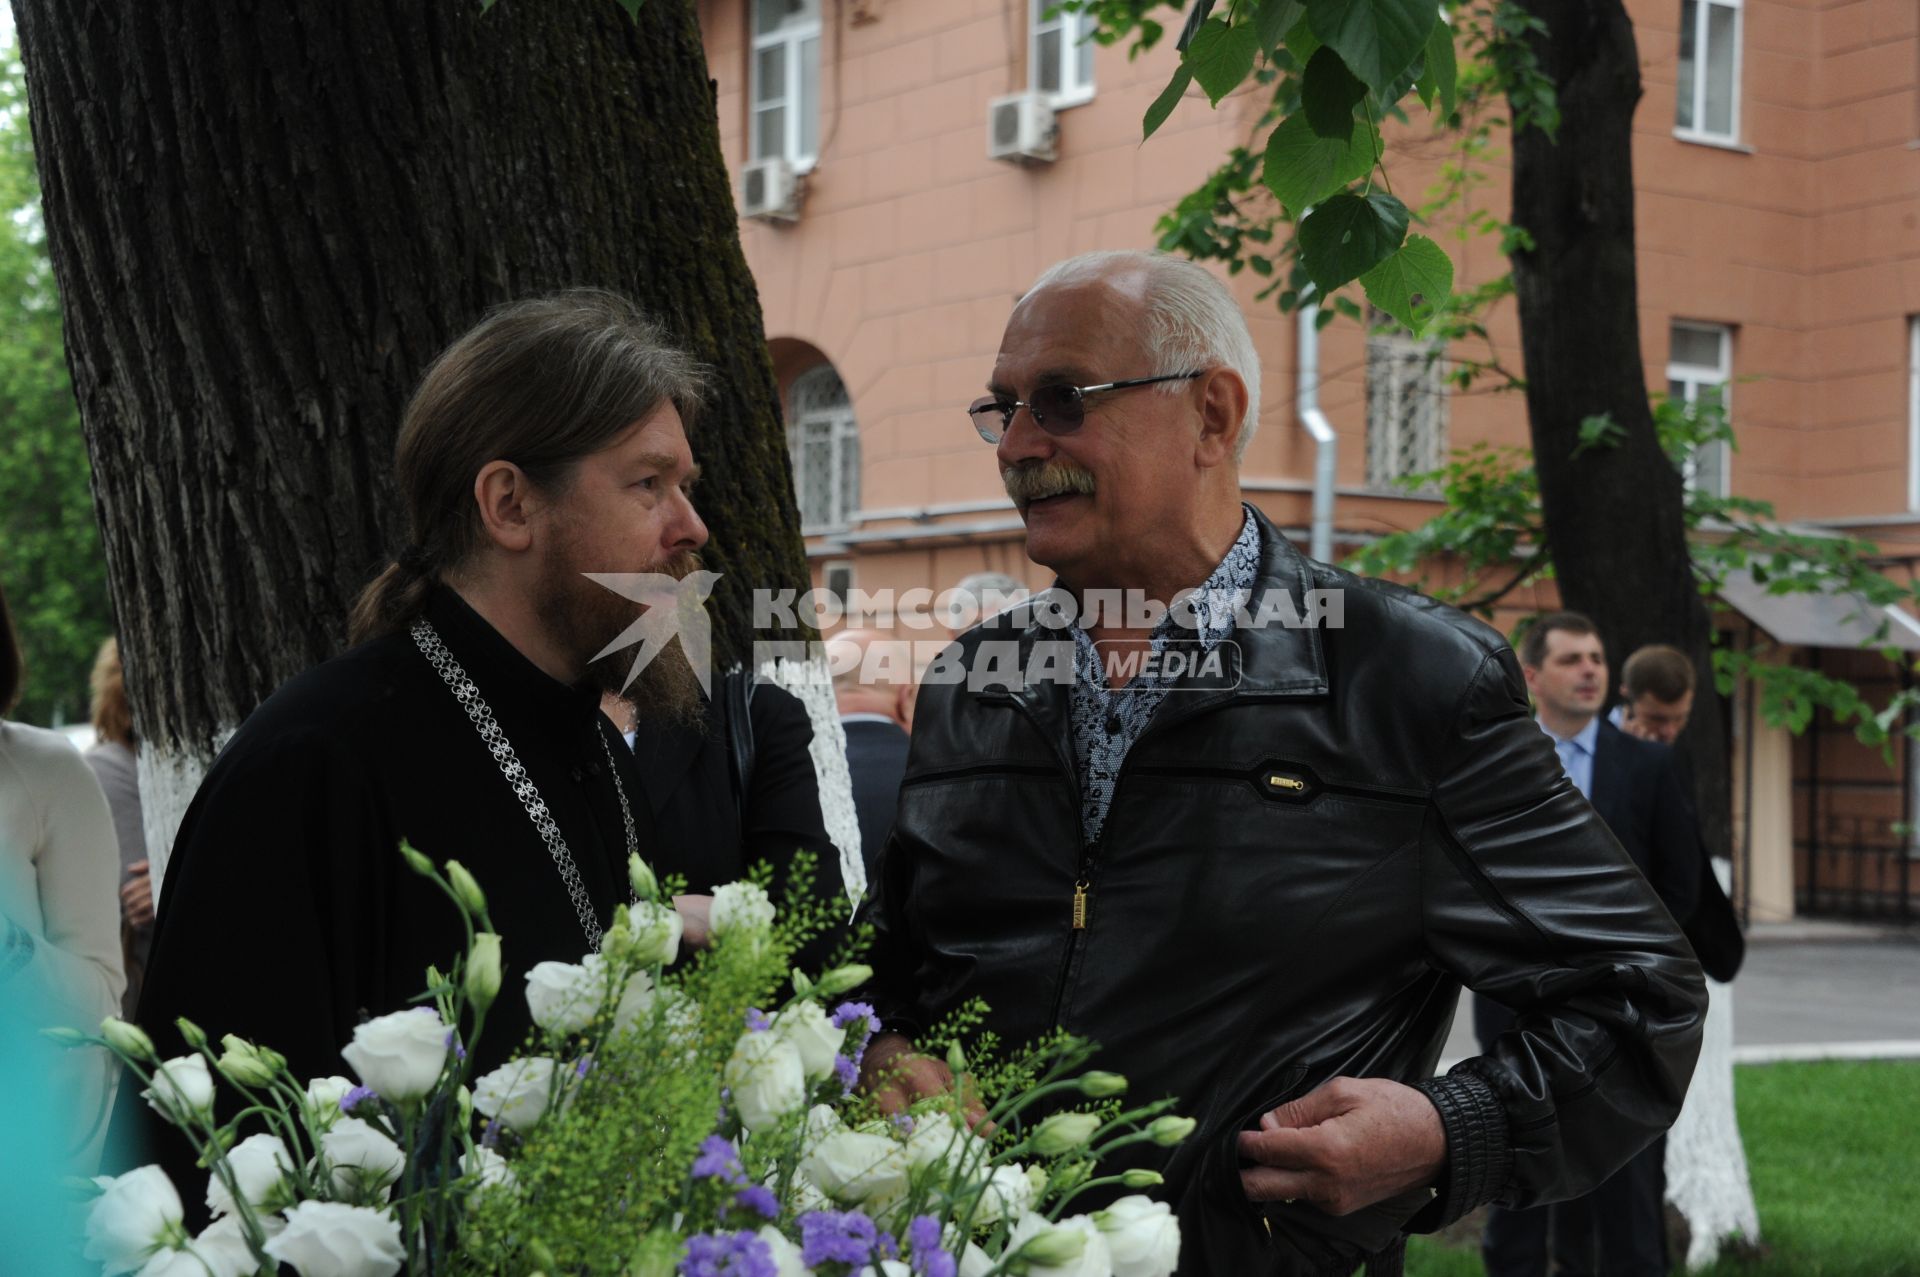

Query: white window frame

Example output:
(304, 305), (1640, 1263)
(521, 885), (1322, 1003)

(1030, 0), (1097, 109)
(750, 0), (822, 171)
(1668, 320), (1733, 499)
(1363, 321), (1450, 492)
(1908, 317), (1919, 510)
(1675, 0), (1743, 147)
(788, 364), (860, 533)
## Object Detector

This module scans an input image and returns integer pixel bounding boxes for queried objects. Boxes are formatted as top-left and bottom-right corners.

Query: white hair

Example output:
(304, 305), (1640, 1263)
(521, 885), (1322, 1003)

(1024, 250), (1262, 461)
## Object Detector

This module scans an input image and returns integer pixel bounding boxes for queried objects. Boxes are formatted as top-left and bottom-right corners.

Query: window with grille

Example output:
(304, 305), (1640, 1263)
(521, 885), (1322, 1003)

(1365, 324), (1449, 490)
(788, 364), (859, 531)
(1676, 0), (1741, 144)
(1031, 0), (1096, 107)
(751, 0), (821, 168)
(1668, 321), (1732, 498)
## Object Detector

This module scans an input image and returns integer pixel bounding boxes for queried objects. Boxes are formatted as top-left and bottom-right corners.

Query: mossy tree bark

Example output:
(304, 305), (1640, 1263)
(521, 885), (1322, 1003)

(13, 0), (811, 864)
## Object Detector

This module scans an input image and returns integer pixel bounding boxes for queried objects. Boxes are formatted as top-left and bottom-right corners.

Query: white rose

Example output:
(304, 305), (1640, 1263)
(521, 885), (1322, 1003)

(205, 1132), (294, 1218)
(1007, 1212), (1112, 1277)
(801, 1130), (911, 1211)
(472, 1056), (566, 1133)
(84, 1166), (185, 1277)
(771, 1001), (847, 1082)
(460, 1146), (515, 1191)
(142, 1055), (214, 1124)
(709, 881), (777, 937)
(264, 1200), (404, 1277)
(304, 1076), (355, 1133)
(723, 1030), (807, 1133)
(524, 960), (602, 1035)
(970, 1161), (1038, 1229)
(340, 1008), (450, 1104)
(1095, 1196), (1180, 1277)
(755, 1225), (813, 1277)
(625, 900), (684, 965)
(321, 1117), (406, 1199)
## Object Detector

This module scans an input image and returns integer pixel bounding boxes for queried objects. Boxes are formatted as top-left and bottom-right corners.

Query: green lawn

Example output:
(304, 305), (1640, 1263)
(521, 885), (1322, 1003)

(1408, 1060), (1920, 1277)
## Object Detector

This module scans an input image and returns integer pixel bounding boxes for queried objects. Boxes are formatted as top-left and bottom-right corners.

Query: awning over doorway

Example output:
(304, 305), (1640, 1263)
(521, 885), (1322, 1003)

(1717, 568), (1920, 651)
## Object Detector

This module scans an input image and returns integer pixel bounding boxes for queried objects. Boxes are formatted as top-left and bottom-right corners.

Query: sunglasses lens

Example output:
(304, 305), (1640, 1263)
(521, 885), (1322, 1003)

(1031, 385), (1086, 433)
(968, 397), (1012, 441)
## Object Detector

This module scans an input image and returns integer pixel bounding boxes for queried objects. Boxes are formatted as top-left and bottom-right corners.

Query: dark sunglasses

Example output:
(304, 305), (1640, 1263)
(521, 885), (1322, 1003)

(966, 370), (1202, 443)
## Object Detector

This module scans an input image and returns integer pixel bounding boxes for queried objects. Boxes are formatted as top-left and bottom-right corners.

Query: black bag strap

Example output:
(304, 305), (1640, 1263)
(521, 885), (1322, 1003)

(723, 670), (758, 809)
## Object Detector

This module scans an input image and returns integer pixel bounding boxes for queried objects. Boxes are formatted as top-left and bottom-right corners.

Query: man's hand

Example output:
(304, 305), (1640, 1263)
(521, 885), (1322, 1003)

(121, 861), (154, 929)
(672, 894), (713, 950)
(1618, 712), (1656, 741)
(857, 1032), (988, 1128)
(1237, 1077), (1446, 1217)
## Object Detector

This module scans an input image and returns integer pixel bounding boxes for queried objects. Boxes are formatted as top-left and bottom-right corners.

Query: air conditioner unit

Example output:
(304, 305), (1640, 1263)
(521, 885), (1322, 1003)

(987, 92), (1058, 165)
(740, 157), (803, 222)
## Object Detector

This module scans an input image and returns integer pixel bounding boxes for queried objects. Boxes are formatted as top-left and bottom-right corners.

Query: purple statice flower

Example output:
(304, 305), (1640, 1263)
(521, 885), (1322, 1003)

(906, 1215), (954, 1277)
(876, 1231), (899, 1261)
(680, 1230), (776, 1277)
(799, 1210), (878, 1268)
(480, 1118), (501, 1149)
(443, 1030), (467, 1061)
(575, 1056), (594, 1079)
(744, 1007), (772, 1033)
(732, 1184), (778, 1220)
(891, 1113), (915, 1135)
(830, 1001), (880, 1038)
(832, 1054), (859, 1096)
(923, 1252), (957, 1277)
(339, 1085), (378, 1115)
(692, 1135), (746, 1185)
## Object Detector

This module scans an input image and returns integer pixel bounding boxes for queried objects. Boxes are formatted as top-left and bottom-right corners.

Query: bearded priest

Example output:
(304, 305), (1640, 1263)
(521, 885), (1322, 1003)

(107, 291), (767, 1191)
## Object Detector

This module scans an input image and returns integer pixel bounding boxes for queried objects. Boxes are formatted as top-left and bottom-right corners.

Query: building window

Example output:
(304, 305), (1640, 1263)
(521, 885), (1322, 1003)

(1365, 321), (1449, 490)
(751, 0), (821, 169)
(789, 364), (859, 530)
(1031, 0), (1096, 108)
(1909, 317), (1919, 510)
(1676, 0), (1741, 144)
(1668, 320), (1733, 498)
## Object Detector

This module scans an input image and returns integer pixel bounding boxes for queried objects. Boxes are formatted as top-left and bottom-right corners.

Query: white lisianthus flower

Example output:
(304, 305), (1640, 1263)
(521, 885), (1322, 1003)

(969, 1161), (1039, 1229)
(801, 1130), (911, 1211)
(472, 1056), (566, 1133)
(856, 1265), (912, 1277)
(83, 1166), (185, 1276)
(625, 901), (683, 966)
(304, 1076), (355, 1133)
(1008, 1212), (1112, 1277)
(460, 1146), (515, 1191)
(771, 1001), (847, 1083)
(264, 1200), (404, 1277)
(723, 1029), (807, 1132)
(904, 1110), (990, 1189)
(340, 1008), (450, 1105)
(176, 1215), (281, 1277)
(1094, 1196), (1181, 1277)
(524, 960), (603, 1036)
(709, 881), (777, 938)
(142, 1055), (214, 1124)
(608, 964), (656, 1034)
(205, 1132), (294, 1218)
(956, 1241), (995, 1277)
(321, 1117), (406, 1199)
(756, 1225), (812, 1277)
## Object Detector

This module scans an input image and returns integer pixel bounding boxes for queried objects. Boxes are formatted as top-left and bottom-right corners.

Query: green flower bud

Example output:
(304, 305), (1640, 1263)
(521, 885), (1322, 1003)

(1077, 1070), (1127, 1098)
(465, 933), (503, 1013)
(1049, 1159), (1093, 1194)
(1147, 1115), (1197, 1146)
(1016, 1225), (1088, 1268)
(445, 860), (488, 916)
(602, 906), (635, 961)
(527, 1239), (559, 1272)
(946, 1040), (968, 1076)
(1032, 1110), (1101, 1157)
(99, 1017), (156, 1062)
(813, 963), (873, 997)
(1120, 1168), (1164, 1188)
(628, 854), (660, 902)
(175, 1018), (208, 1052)
(41, 1027), (90, 1049)
(216, 1034), (277, 1087)
(400, 842), (435, 877)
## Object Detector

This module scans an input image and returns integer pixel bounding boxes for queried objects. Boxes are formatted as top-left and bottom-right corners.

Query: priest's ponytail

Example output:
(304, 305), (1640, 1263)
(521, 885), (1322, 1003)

(348, 546), (440, 646)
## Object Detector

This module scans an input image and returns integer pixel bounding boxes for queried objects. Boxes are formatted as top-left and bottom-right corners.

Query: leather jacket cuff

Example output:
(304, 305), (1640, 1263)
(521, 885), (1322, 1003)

(1406, 1068), (1513, 1232)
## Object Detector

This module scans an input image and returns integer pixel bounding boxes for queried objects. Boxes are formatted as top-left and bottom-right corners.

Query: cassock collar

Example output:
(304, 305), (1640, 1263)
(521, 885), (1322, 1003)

(421, 585), (607, 747)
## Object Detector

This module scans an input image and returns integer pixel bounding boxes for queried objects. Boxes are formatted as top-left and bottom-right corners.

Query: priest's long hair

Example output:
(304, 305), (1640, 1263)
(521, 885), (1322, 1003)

(349, 289), (707, 645)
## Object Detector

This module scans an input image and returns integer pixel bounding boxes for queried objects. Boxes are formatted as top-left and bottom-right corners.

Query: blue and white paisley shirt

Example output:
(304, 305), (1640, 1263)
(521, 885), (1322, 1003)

(1068, 504), (1262, 846)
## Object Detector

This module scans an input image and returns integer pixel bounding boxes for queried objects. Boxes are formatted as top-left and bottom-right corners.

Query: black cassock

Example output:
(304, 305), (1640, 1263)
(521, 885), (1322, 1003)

(110, 586), (708, 1185)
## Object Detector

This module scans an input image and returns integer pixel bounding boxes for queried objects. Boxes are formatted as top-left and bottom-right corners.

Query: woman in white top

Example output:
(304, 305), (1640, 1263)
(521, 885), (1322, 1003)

(0, 583), (125, 1169)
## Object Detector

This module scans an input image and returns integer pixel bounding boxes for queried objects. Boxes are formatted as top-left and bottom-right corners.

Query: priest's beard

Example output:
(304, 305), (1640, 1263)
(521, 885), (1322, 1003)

(536, 540), (709, 729)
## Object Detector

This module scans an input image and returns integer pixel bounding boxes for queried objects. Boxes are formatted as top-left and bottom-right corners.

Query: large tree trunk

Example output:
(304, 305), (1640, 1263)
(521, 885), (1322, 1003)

(13, 0), (814, 879)
(1507, 2), (1754, 1262)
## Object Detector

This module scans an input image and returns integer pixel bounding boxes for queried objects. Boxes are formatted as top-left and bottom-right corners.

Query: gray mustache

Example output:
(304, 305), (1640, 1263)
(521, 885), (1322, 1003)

(1003, 463), (1097, 504)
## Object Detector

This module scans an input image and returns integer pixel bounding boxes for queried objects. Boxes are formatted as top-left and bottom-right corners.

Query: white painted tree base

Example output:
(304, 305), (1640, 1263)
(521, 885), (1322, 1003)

(755, 657), (867, 912)
(138, 731), (232, 906)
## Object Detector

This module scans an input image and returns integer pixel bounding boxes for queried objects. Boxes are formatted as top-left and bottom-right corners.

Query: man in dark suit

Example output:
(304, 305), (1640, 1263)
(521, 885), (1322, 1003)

(1477, 612), (1703, 1277)
(825, 629), (913, 885)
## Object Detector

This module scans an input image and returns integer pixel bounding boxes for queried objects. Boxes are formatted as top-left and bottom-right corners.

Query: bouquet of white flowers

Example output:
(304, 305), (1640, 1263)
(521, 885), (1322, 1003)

(60, 847), (1189, 1277)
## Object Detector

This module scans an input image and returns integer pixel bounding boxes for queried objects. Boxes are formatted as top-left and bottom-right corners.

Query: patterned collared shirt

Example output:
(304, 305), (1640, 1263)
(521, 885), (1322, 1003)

(1068, 505), (1262, 847)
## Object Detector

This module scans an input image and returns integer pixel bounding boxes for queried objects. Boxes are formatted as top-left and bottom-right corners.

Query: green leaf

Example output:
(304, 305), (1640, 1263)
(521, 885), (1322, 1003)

(1184, 18), (1262, 106)
(1298, 192), (1411, 293)
(1416, 16), (1458, 117)
(1254, 0), (1307, 51)
(1260, 112), (1381, 218)
(612, 0), (644, 19)
(1307, 0), (1439, 94)
(1301, 47), (1369, 139)
(1359, 233), (1453, 332)
(1143, 66), (1193, 140)
(1286, 16), (1321, 65)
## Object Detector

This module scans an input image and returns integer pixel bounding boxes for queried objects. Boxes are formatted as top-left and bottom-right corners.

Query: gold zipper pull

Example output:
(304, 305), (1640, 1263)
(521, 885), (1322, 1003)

(1072, 880), (1090, 930)
(1268, 774), (1306, 792)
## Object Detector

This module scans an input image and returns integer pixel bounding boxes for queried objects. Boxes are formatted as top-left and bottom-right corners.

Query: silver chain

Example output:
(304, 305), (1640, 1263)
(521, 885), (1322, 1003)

(411, 619), (638, 952)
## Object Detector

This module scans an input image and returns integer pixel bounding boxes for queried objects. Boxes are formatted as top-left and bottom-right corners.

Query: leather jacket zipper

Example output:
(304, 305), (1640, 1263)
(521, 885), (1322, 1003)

(1050, 836), (1099, 1027)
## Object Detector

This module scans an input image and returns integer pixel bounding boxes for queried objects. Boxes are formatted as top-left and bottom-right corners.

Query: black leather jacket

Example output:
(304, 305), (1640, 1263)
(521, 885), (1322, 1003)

(861, 509), (1706, 1275)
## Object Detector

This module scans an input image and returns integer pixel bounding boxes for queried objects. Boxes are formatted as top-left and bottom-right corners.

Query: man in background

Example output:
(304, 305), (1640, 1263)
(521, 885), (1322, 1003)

(1612, 643), (1694, 744)
(826, 628), (912, 884)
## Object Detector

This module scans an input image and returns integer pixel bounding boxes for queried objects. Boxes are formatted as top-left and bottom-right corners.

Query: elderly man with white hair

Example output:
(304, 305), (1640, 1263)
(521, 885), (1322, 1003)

(855, 251), (1706, 1276)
